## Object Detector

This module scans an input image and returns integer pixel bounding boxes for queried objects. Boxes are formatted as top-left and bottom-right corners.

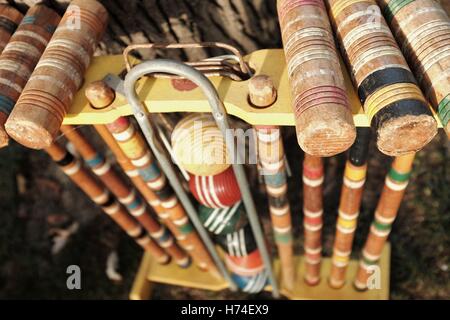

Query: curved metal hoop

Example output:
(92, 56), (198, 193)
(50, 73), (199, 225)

(123, 42), (251, 80)
(123, 59), (279, 298)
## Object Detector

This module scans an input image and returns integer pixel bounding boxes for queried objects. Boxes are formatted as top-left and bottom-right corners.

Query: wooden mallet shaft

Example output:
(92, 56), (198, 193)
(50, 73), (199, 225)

(85, 81), (221, 278)
(250, 75), (296, 291)
(45, 141), (171, 265)
(329, 127), (371, 288)
(302, 153), (324, 286)
(354, 153), (415, 290)
(60, 125), (191, 268)
(326, 0), (437, 156)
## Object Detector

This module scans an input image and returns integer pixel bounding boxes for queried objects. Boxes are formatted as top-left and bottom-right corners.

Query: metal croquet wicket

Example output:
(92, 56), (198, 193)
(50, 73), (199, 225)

(123, 59), (280, 298)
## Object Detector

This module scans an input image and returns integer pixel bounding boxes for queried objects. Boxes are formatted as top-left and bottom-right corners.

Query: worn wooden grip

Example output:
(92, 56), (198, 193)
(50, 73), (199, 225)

(354, 153), (415, 290)
(378, 0), (450, 137)
(0, 5), (60, 148)
(277, 0), (356, 157)
(0, 4), (23, 146)
(5, 0), (108, 150)
(329, 127), (370, 288)
(302, 153), (324, 285)
(45, 141), (171, 265)
(326, 0), (437, 156)
(0, 4), (23, 52)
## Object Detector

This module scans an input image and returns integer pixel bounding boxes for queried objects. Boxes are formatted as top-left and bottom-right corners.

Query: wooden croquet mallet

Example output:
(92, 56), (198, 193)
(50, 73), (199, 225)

(250, 75), (296, 291)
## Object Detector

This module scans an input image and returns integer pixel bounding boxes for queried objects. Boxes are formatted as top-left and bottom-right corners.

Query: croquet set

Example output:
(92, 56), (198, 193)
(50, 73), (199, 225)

(0, 0), (448, 300)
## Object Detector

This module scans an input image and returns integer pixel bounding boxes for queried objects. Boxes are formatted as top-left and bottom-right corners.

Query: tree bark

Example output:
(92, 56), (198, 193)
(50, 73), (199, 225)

(6, 0), (448, 60)
(4, 0), (280, 60)
(437, 0), (450, 16)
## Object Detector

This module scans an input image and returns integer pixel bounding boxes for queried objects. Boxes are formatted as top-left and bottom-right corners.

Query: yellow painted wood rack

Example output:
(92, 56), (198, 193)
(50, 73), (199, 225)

(64, 49), (420, 300)
(130, 245), (390, 300)
(65, 49), (443, 127)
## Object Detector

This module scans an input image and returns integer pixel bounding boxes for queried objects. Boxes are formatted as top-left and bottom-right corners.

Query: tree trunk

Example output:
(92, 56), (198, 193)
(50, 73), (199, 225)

(5, 0), (281, 61)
